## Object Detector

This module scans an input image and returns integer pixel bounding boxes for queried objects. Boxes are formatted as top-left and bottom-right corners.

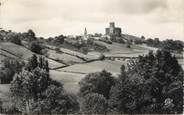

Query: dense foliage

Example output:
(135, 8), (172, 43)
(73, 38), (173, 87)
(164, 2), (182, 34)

(0, 58), (24, 84)
(29, 41), (44, 54)
(81, 93), (108, 114)
(79, 70), (115, 99)
(6, 33), (22, 45)
(9, 55), (79, 114)
(109, 50), (183, 114)
(79, 50), (183, 114)
(146, 38), (183, 53)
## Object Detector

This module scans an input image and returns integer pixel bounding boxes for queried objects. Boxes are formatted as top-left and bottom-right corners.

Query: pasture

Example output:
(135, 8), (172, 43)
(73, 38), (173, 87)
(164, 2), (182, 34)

(58, 60), (125, 75)
(0, 42), (65, 69)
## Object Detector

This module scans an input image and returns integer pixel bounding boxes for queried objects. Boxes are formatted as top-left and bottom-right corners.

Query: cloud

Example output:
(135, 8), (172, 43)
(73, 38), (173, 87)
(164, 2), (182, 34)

(0, 0), (183, 40)
(103, 0), (167, 14)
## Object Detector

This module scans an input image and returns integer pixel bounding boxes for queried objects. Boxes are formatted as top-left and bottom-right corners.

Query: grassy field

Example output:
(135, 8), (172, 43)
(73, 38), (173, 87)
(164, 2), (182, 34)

(0, 84), (11, 109)
(47, 49), (84, 65)
(0, 42), (65, 69)
(46, 44), (100, 61)
(50, 70), (85, 93)
(95, 41), (150, 55)
(58, 60), (126, 75)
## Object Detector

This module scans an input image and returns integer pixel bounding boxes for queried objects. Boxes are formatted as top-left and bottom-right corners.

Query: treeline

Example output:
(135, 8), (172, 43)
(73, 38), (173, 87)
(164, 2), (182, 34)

(0, 49), (183, 114)
(145, 37), (183, 53)
(0, 29), (46, 55)
(0, 29), (108, 55)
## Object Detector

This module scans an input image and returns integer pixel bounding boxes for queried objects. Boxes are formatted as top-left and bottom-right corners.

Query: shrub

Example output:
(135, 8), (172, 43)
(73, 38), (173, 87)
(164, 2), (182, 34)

(55, 47), (62, 53)
(29, 41), (43, 54)
(80, 47), (88, 55)
(99, 53), (105, 60)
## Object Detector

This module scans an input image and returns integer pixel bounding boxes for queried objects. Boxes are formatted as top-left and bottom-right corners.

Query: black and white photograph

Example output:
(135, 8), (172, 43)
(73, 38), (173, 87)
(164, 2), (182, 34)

(0, 0), (183, 114)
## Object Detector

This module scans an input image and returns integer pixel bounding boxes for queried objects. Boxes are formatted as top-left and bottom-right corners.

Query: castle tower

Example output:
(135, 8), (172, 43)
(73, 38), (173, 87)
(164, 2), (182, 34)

(105, 22), (122, 37)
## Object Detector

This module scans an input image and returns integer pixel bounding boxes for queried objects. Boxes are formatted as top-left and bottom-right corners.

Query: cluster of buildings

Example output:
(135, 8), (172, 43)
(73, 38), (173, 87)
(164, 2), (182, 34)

(66, 22), (126, 44)
(80, 22), (122, 40)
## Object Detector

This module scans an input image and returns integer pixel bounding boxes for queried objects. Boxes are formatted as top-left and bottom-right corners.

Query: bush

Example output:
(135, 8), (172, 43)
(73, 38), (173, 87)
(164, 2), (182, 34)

(80, 47), (88, 55)
(0, 68), (14, 84)
(55, 47), (62, 53)
(29, 41), (43, 54)
(99, 53), (105, 60)
(6, 33), (22, 45)
(10, 35), (22, 45)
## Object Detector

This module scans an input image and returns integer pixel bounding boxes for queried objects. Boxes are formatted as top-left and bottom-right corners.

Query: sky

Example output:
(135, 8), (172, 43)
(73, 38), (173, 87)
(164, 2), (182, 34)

(0, 0), (184, 40)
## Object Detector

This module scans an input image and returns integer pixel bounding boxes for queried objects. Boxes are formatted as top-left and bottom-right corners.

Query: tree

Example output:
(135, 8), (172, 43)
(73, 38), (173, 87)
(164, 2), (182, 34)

(146, 38), (154, 46)
(29, 41), (43, 54)
(10, 68), (50, 113)
(27, 29), (36, 41)
(0, 58), (24, 84)
(25, 55), (49, 72)
(109, 50), (183, 114)
(161, 39), (183, 53)
(38, 56), (49, 72)
(141, 36), (145, 40)
(10, 67), (79, 114)
(6, 32), (22, 45)
(79, 70), (115, 99)
(153, 38), (160, 47)
(25, 54), (38, 71)
(126, 42), (131, 48)
(0, 68), (14, 84)
(80, 47), (88, 55)
(32, 85), (79, 114)
(10, 34), (22, 45)
(81, 93), (108, 114)
(54, 35), (65, 44)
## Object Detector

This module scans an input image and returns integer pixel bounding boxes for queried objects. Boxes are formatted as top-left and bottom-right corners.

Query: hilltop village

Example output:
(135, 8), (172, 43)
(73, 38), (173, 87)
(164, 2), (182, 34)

(0, 22), (183, 114)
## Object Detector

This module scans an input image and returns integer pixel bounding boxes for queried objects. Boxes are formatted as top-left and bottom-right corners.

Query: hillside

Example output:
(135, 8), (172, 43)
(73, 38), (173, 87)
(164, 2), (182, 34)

(0, 42), (65, 69)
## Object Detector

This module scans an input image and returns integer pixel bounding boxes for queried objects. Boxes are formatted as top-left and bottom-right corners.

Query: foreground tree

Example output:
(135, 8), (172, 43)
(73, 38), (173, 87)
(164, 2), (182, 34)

(109, 50), (183, 114)
(81, 93), (108, 114)
(25, 54), (49, 72)
(79, 70), (115, 99)
(10, 57), (79, 114)
(0, 58), (24, 84)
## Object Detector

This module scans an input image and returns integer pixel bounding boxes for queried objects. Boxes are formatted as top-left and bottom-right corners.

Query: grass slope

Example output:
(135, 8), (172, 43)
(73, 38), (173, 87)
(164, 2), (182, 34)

(58, 60), (125, 75)
(47, 49), (85, 65)
(0, 42), (65, 69)
(50, 70), (85, 93)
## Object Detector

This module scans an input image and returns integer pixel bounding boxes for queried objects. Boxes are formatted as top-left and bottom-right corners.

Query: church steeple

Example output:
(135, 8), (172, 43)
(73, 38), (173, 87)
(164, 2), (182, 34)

(84, 27), (87, 36)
